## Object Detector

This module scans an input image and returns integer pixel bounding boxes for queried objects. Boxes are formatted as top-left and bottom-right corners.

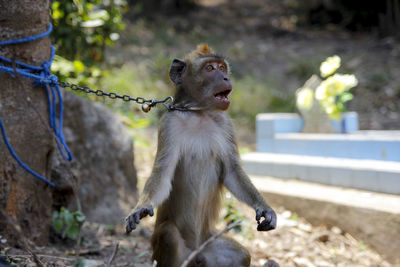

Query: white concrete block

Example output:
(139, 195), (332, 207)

(241, 152), (400, 194)
(329, 168), (353, 187)
(306, 166), (331, 184)
(272, 163), (291, 178)
(377, 172), (400, 195)
(288, 164), (309, 180)
(351, 170), (379, 192)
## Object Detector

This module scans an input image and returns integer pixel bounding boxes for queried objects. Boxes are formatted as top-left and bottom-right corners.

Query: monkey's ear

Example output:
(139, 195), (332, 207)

(169, 59), (186, 84)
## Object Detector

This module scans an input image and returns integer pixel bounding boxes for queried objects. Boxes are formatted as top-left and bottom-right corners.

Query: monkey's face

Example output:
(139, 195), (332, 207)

(169, 57), (233, 111)
(199, 60), (233, 111)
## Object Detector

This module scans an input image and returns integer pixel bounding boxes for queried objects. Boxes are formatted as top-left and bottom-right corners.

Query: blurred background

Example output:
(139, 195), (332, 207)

(51, 0), (400, 136)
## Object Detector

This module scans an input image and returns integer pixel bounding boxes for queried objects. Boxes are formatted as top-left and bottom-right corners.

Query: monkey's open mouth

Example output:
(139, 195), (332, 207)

(214, 89), (232, 102)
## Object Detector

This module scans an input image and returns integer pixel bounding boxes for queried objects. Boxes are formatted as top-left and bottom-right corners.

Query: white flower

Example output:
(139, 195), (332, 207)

(320, 55), (341, 78)
(316, 74), (358, 100)
(296, 87), (314, 110)
(334, 74), (358, 89)
(315, 83), (328, 100)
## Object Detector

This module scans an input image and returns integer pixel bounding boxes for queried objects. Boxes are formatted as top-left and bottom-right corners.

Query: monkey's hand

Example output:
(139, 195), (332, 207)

(255, 207), (277, 231)
(125, 205), (154, 234)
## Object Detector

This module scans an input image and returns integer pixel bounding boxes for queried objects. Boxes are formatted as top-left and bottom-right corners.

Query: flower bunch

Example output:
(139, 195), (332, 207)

(296, 55), (358, 120)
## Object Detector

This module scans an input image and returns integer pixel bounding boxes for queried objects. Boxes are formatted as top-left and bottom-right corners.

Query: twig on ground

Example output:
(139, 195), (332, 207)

(107, 242), (119, 267)
(180, 219), (243, 267)
(65, 247), (102, 256)
(8, 254), (75, 261)
(0, 208), (44, 267)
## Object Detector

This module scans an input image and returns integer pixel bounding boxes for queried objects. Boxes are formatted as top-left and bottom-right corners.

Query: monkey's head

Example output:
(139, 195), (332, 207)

(169, 44), (232, 111)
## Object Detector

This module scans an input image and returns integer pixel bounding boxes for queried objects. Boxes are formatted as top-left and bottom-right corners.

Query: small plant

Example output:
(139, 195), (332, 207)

(52, 207), (86, 240)
(223, 192), (245, 233)
(296, 55), (358, 120)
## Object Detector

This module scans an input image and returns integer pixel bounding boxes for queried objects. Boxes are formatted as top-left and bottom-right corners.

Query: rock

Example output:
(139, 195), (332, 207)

(263, 259), (280, 267)
(331, 226), (342, 235)
(52, 91), (138, 224)
(293, 257), (316, 267)
(79, 259), (104, 267)
(316, 232), (330, 243)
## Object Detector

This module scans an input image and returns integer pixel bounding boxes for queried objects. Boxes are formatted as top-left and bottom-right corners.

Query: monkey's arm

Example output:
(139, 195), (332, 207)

(126, 116), (180, 233)
(223, 149), (277, 231)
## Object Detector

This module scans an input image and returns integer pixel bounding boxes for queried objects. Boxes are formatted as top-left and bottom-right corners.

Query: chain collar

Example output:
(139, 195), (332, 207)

(56, 81), (195, 113)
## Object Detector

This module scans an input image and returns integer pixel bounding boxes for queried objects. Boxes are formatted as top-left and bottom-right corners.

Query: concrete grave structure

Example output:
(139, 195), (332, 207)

(242, 112), (400, 194)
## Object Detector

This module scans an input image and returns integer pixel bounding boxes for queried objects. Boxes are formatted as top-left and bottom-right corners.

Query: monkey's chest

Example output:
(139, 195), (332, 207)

(178, 142), (223, 184)
(174, 132), (227, 194)
(177, 124), (229, 159)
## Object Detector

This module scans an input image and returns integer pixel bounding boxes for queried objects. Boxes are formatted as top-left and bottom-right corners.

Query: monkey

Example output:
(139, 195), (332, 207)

(126, 44), (277, 267)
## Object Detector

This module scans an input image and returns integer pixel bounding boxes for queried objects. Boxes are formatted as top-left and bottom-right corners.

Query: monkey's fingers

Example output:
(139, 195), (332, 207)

(126, 215), (137, 233)
(148, 207), (154, 217)
(257, 218), (275, 231)
(134, 211), (142, 224)
(255, 208), (267, 222)
(255, 208), (277, 231)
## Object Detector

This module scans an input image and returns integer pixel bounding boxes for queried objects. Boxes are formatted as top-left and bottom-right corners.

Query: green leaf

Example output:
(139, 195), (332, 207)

(52, 211), (59, 220)
(53, 9), (64, 20)
(73, 60), (85, 73)
(66, 223), (80, 239)
(75, 258), (85, 267)
(74, 212), (86, 223)
(61, 228), (67, 239)
(64, 209), (74, 227)
(337, 103), (345, 113)
(233, 225), (242, 233)
(105, 225), (115, 231)
(53, 218), (64, 232)
(339, 92), (354, 103)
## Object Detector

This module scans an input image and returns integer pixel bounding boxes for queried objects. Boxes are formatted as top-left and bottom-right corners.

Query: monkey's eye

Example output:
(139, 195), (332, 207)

(219, 65), (226, 72)
(205, 64), (214, 71)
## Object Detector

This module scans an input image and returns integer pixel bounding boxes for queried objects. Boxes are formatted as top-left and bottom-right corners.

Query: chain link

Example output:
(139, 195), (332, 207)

(55, 81), (176, 112)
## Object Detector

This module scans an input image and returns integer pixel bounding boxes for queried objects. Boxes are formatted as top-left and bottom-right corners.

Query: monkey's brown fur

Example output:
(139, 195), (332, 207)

(186, 43), (214, 59)
(126, 44), (277, 267)
(184, 43), (231, 75)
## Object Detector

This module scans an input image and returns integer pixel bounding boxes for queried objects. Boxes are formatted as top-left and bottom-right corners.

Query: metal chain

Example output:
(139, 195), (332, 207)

(55, 81), (176, 112)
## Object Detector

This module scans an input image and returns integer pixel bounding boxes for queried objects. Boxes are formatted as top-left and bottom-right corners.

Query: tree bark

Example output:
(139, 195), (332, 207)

(0, 0), (54, 245)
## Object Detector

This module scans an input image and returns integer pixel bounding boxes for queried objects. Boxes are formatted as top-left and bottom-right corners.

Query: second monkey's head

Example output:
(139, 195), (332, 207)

(169, 44), (233, 111)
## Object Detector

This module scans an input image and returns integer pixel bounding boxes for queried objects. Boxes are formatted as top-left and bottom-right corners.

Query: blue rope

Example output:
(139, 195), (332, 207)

(0, 23), (73, 186)
(0, 23), (53, 46)
(0, 118), (55, 186)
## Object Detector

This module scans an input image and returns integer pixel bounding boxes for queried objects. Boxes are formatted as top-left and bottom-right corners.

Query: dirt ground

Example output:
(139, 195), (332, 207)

(1, 131), (395, 267)
(1, 194), (394, 267)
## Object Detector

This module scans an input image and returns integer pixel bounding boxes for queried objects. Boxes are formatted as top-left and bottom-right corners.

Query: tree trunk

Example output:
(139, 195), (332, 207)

(0, 0), (54, 245)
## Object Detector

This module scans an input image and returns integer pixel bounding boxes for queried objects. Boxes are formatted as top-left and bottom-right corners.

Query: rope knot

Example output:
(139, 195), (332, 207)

(49, 74), (58, 84)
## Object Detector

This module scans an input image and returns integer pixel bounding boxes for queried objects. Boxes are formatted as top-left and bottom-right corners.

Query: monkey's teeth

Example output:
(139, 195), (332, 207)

(215, 95), (230, 102)
(215, 90), (231, 101)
